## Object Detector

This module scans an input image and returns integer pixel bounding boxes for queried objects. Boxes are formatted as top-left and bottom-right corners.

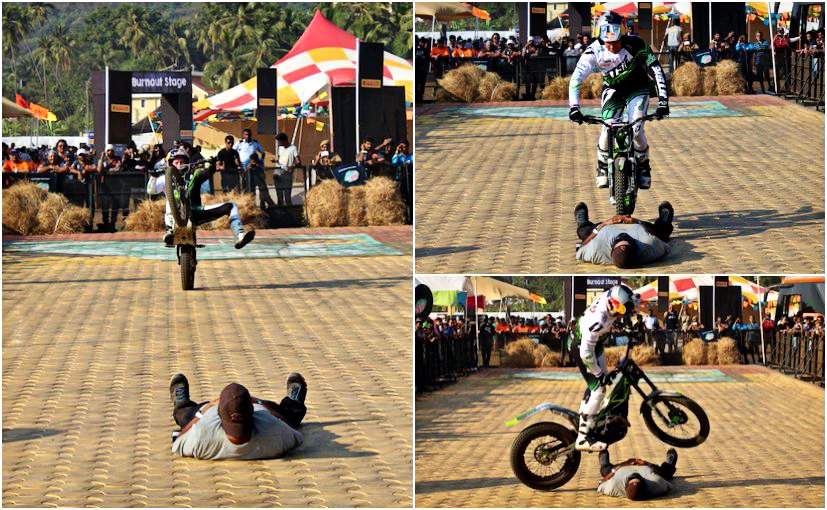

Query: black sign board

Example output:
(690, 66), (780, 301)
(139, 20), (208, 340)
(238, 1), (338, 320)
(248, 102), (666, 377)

(585, 276), (622, 288)
(357, 41), (385, 154)
(131, 72), (191, 94)
(257, 68), (278, 135)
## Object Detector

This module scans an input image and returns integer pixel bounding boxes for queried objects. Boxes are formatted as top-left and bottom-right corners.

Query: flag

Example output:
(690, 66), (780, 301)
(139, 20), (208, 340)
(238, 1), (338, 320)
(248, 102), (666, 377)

(315, 120), (324, 132)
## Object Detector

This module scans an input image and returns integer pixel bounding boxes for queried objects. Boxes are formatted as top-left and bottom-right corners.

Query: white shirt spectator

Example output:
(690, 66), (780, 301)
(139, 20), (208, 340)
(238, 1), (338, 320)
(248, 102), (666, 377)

(666, 25), (682, 48)
(234, 139), (265, 170)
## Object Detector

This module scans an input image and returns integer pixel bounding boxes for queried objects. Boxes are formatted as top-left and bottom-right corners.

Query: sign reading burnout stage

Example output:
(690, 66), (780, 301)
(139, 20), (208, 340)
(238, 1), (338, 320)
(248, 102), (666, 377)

(131, 72), (191, 94)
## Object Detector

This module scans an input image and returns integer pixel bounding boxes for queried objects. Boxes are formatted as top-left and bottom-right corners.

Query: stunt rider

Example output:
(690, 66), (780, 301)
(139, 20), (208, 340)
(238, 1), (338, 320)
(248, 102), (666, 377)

(568, 12), (669, 191)
(163, 149), (256, 249)
(568, 284), (638, 451)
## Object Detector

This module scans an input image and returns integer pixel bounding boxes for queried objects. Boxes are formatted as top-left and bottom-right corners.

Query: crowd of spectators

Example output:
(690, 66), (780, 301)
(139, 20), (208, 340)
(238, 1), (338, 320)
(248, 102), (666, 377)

(417, 21), (824, 100)
(418, 32), (594, 100)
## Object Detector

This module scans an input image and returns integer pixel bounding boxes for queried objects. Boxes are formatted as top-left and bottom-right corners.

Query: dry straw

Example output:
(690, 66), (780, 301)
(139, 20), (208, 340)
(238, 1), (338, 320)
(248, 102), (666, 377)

(364, 177), (406, 226)
(671, 62), (703, 96)
(306, 178), (348, 227)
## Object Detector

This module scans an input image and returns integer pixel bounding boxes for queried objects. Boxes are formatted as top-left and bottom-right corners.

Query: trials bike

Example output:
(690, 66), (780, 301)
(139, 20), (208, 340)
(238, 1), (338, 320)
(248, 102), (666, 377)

(165, 158), (213, 291)
(581, 113), (661, 215)
(507, 334), (709, 491)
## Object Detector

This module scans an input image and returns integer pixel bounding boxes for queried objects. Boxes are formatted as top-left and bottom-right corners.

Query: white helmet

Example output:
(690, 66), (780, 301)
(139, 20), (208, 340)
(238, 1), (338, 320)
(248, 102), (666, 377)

(598, 12), (624, 43)
(606, 284), (635, 316)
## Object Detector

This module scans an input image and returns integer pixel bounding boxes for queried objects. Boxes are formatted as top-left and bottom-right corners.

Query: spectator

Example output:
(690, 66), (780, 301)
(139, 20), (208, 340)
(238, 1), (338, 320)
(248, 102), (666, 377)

(665, 21), (682, 71)
(274, 132), (299, 206)
(216, 135), (243, 193)
(70, 148), (94, 184)
(53, 139), (73, 164)
(563, 39), (580, 74)
(356, 137), (390, 176)
(3, 149), (36, 173)
(310, 139), (342, 183)
(735, 35), (752, 88)
(97, 144), (123, 232)
(678, 33), (697, 66)
(235, 128), (274, 210)
(390, 139), (412, 180)
(479, 317), (494, 367)
(430, 38), (451, 78)
(664, 307), (679, 352)
(750, 31), (772, 93)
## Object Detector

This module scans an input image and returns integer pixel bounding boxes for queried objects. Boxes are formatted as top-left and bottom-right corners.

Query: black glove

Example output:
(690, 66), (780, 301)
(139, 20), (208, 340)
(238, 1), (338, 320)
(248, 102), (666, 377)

(569, 106), (584, 124)
(656, 97), (670, 119)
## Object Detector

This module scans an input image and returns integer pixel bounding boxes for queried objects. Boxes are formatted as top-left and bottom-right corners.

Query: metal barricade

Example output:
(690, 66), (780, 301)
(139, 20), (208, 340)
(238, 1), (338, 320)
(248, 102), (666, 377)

(416, 329), (479, 393)
(768, 330), (825, 384)
(786, 51), (825, 109)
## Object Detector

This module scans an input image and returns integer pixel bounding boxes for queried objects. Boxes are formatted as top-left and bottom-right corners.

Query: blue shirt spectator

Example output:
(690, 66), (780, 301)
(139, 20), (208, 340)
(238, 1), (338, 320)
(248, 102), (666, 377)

(234, 129), (265, 170)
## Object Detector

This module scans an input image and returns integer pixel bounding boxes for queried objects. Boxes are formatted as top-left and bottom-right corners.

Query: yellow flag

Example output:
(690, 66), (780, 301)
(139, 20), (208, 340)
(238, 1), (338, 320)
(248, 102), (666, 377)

(315, 121), (324, 132)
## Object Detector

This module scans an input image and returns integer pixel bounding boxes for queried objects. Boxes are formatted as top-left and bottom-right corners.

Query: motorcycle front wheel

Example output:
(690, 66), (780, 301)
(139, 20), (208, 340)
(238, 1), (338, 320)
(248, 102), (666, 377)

(510, 422), (581, 491)
(641, 394), (710, 447)
(613, 156), (636, 215)
(165, 166), (190, 226)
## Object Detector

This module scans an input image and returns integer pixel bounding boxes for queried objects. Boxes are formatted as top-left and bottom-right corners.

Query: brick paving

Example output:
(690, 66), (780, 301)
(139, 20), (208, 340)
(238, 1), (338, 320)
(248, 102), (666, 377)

(415, 95), (824, 274)
(2, 228), (412, 507)
(415, 365), (825, 508)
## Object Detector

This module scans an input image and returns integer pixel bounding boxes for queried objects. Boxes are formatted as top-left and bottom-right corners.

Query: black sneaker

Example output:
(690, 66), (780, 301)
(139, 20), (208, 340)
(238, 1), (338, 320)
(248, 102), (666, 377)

(169, 373), (190, 407)
(638, 160), (652, 189)
(665, 447), (678, 467)
(574, 202), (589, 228)
(163, 230), (174, 247)
(658, 201), (674, 224)
(286, 372), (307, 404)
(234, 229), (255, 249)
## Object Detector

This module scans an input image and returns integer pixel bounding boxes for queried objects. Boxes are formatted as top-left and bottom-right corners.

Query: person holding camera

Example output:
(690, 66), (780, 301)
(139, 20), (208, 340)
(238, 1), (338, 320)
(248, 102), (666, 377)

(356, 137), (391, 177)
(310, 139), (342, 184)
(235, 128), (275, 210)
(391, 139), (412, 181)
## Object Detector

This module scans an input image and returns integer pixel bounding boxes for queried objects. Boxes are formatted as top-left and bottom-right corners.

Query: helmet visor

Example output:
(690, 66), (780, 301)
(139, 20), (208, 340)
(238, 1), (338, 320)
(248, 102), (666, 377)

(600, 23), (622, 42)
(608, 297), (626, 316)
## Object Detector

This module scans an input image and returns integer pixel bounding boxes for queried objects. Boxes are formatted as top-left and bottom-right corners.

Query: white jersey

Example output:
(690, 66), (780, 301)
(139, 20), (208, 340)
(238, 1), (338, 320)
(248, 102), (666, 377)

(569, 36), (667, 108)
(576, 291), (617, 376)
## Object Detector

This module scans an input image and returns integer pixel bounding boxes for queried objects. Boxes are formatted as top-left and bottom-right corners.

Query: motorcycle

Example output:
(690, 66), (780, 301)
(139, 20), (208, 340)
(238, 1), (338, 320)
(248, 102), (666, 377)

(507, 334), (709, 491)
(164, 158), (213, 291)
(581, 113), (661, 215)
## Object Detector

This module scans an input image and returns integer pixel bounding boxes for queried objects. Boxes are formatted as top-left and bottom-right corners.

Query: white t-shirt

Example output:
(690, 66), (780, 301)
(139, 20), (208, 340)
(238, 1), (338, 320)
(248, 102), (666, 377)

(172, 404), (304, 460)
(666, 26), (682, 48)
(278, 145), (299, 168)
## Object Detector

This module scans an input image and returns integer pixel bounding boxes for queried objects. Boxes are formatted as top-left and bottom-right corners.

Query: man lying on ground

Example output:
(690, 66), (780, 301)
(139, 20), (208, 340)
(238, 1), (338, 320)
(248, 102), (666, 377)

(169, 373), (307, 460)
(597, 448), (678, 500)
(574, 201), (674, 268)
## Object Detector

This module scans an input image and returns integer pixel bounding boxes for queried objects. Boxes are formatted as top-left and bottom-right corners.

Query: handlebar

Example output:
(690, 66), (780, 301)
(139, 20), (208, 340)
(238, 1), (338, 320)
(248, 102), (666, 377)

(580, 113), (661, 128)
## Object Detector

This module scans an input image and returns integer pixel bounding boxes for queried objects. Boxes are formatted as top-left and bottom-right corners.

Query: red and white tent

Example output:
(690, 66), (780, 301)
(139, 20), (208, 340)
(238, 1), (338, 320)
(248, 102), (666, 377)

(634, 276), (773, 305)
(193, 10), (412, 115)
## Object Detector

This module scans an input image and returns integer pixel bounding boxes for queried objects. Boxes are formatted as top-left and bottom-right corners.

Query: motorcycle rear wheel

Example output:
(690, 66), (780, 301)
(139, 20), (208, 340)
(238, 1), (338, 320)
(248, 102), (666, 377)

(510, 422), (581, 491)
(180, 245), (196, 291)
(641, 394), (710, 447)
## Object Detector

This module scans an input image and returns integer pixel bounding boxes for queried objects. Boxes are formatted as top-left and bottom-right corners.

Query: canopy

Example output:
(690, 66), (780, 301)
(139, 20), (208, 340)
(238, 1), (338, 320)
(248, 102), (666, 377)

(634, 276), (772, 306)
(415, 2), (490, 21)
(3, 97), (34, 118)
(414, 275), (536, 304)
(194, 10), (413, 112)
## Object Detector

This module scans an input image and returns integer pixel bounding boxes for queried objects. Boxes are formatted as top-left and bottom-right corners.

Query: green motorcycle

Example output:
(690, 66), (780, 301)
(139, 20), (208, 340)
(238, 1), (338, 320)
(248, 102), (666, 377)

(507, 334), (709, 491)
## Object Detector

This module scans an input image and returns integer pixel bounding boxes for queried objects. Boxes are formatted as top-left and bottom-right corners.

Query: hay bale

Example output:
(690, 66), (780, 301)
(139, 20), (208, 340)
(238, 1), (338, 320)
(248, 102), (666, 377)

(702, 65), (718, 96)
(682, 340), (706, 365)
(706, 342), (719, 365)
(671, 62), (703, 96)
(345, 186), (368, 226)
(124, 198), (166, 232)
(201, 191), (268, 230)
(2, 181), (48, 235)
(532, 343), (552, 366)
(631, 344), (659, 366)
(541, 76), (571, 100)
(434, 87), (458, 103)
(306, 179), (347, 227)
(478, 72), (500, 102)
(437, 64), (485, 103)
(502, 338), (541, 368)
(35, 193), (69, 234)
(541, 351), (562, 367)
(716, 337), (741, 364)
(364, 177), (406, 226)
(490, 81), (517, 102)
(715, 59), (746, 95)
(603, 346), (624, 368)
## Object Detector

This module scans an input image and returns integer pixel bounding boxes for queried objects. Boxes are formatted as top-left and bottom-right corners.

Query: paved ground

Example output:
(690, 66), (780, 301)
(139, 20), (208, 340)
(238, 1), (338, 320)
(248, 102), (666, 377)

(415, 365), (824, 507)
(2, 227), (412, 507)
(415, 95), (824, 274)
